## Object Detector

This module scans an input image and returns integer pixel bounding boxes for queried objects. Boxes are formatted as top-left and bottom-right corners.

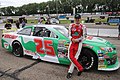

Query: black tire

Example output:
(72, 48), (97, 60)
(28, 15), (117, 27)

(78, 48), (97, 71)
(12, 41), (23, 57)
(118, 35), (120, 40)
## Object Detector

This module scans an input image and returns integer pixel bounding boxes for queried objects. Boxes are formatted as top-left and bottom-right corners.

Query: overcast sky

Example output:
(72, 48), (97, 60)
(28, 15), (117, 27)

(0, 0), (50, 7)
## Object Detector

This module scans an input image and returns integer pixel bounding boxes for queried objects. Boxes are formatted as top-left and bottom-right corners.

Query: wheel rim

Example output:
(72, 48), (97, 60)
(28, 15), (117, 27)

(13, 46), (21, 56)
(80, 55), (94, 70)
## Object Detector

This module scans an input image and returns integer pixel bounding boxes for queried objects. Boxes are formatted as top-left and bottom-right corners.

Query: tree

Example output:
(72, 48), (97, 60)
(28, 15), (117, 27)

(0, 0), (120, 15)
(1, 6), (16, 16)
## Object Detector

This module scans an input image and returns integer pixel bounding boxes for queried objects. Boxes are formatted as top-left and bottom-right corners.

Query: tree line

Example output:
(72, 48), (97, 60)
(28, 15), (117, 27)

(0, 0), (120, 16)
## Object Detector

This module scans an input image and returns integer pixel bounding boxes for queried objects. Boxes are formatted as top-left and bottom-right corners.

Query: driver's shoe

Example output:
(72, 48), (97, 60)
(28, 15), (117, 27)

(66, 73), (72, 79)
(77, 68), (84, 76)
(77, 71), (82, 76)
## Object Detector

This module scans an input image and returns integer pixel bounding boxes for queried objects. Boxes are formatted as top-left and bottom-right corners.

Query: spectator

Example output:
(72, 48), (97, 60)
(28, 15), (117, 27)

(15, 20), (20, 29)
(118, 22), (120, 39)
(38, 17), (43, 24)
(45, 18), (51, 24)
(4, 21), (12, 29)
(22, 19), (26, 28)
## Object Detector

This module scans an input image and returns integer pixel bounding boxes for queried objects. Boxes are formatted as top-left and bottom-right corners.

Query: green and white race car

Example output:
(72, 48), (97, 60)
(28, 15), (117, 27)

(1, 24), (120, 71)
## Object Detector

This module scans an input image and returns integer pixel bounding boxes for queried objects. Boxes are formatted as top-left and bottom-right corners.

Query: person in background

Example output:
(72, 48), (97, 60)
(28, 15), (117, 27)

(38, 17), (44, 24)
(16, 20), (20, 29)
(4, 21), (12, 29)
(66, 14), (87, 79)
(22, 19), (26, 28)
(118, 22), (120, 40)
(45, 17), (51, 24)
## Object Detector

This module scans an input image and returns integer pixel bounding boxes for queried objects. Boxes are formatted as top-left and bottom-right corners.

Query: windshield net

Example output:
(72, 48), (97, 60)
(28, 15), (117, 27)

(54, 27), (68, 37)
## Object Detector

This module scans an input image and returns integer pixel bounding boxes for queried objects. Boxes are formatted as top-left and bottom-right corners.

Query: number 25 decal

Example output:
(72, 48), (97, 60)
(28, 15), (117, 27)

(34, 38), (55, 56)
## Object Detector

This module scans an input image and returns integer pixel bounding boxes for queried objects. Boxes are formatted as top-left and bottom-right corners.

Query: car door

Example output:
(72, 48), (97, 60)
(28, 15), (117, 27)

(17, 27), (37, 56)
(33, 27), (59, 63)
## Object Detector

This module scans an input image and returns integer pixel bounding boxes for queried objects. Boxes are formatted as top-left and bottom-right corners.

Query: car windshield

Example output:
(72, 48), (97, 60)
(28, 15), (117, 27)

(54, 26), (68, 37)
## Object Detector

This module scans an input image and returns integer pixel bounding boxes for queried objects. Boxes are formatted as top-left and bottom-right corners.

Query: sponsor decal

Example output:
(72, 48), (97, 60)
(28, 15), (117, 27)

(58, 40), (66, 50)
(105, 52), (108, 54)
(58, 52), (67, 58)
(4, 43), (9, 49)
(34, 38), (55, 56)
(4, 34), (18, 39)
(82, 44), (93, 48)
(104, 55), (110, 59)
(24, 50), (36, 55)
(71, 27), (76, 31)
(89, 46), (93, 48)
(98, 53), (104, 57)
(83, 44), (88, 47)
(98, 50), (105, 60)
(98, 65), (106, 68)
(98, 50), (110, 59)
(58, 40), (66, 46)
(58, 43), (64, 47)
(98, 60), (104, 65)
(86, 36), (93, 40)
(98, 57), (104, 60)
(97, 50), (102, 53)
(72, 32), (79, 36)
(58, 40), (66, 43)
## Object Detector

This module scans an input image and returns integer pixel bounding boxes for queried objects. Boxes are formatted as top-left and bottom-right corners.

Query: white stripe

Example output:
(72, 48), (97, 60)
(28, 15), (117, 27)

(68, 42), (83, 73)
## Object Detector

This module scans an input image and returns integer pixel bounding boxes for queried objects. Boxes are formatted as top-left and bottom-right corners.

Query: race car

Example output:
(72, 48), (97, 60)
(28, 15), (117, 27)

(1, 24), (120, 71)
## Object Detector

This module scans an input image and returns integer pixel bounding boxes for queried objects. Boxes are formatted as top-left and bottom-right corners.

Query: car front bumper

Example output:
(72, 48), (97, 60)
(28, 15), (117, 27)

(98, 58), (120, 71)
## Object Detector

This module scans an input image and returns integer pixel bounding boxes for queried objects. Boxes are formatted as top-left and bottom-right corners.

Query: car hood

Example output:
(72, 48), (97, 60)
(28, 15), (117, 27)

(84, 36), (115, 47)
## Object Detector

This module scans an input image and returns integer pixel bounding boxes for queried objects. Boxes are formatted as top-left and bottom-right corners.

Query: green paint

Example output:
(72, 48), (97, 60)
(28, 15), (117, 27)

(1, 39), (12, 52)
(20, 36), (45, 57)
(1, 39), (7, 48)
(8, 45), (12, 52)
(58, 58), (70, 65)
(20, 36), (36, 52)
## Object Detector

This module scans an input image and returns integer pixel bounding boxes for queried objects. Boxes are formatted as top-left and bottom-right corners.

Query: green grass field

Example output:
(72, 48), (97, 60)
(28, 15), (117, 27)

(4, 17), (107, 24)
(27, 18), (107, 24)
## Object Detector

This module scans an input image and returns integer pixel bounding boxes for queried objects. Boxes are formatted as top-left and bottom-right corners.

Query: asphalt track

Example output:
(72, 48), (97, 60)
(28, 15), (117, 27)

(0, 26), (120, 80)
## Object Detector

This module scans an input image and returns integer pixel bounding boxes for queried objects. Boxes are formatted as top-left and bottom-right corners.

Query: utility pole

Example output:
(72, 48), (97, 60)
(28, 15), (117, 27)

(0, 3), (1, 19)
(56, 0), (58, 17)
(48, 0), (50, 16)
(46, 5), (50, 16)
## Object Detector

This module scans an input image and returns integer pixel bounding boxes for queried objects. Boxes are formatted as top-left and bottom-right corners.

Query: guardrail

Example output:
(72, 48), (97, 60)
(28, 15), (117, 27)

(87, 28), (118, 37)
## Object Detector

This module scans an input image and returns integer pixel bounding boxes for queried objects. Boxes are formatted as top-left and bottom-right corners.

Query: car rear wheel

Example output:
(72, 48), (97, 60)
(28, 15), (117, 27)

(12, 41), (23, 57)
(118, 35), (120, 40)
(78, 48), (97, 71)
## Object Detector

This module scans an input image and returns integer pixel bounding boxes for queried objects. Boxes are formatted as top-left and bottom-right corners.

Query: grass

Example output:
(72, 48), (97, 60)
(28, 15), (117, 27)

(59, 18), (107, 24)
(5, 18), (107, 24)
(60, 20), (71, 24)
(94, 18), (107, 23)
(27, 19), (38, 24)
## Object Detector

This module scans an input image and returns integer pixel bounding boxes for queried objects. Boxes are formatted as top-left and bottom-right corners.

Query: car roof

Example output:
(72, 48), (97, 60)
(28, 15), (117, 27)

(33, 24), (65, 29)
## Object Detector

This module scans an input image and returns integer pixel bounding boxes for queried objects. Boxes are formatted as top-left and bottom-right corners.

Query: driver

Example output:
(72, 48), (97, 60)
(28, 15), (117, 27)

(67, 14), (87, 79)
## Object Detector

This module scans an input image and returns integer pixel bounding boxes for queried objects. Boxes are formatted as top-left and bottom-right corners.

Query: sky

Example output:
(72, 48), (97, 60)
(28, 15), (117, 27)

(0, 0), (50, 7)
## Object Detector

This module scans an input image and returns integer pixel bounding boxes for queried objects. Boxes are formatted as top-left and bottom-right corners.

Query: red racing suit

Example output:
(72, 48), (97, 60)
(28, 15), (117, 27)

(68, 23), (87, 73)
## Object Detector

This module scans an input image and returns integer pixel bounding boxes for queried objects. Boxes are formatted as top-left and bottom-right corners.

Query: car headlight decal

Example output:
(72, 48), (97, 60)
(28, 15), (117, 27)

(100, 47), (113, 52)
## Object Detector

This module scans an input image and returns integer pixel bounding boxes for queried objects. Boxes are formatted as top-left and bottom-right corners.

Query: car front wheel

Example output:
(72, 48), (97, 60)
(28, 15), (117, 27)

(78, 48), (97, 70)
